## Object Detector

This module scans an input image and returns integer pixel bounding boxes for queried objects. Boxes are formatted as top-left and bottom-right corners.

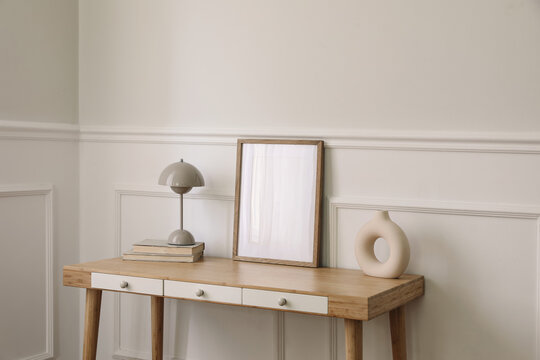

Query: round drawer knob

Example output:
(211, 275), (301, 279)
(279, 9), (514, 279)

(195, 289), (205, 297)
(119, 281), (128, 289)
(278, 298), (287, 306)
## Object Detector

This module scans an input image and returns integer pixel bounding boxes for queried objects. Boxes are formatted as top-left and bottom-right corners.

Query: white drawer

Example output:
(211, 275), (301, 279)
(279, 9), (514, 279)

(91, 273), (163, 296)
(242, 288), (328, 315)
(164, 280), (242, 305)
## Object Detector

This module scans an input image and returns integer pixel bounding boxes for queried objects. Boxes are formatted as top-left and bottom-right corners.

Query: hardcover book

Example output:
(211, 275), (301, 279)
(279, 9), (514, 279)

(122, 251), (203, 263)
(132, 239), (204, 255)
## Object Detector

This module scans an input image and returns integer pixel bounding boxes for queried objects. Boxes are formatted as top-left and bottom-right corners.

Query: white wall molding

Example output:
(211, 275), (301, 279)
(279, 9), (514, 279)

(3, 120), (540, 154)
(327, 196), (540, 360)
(113, 185), (236, 360)
(79, 125), (540, 154)
(0, 120), (79, 142)
(329, 316), (338, 360)
(0, 184), (54, 360)
(113, 184), (234, 205)
(276, 312), (285, 360)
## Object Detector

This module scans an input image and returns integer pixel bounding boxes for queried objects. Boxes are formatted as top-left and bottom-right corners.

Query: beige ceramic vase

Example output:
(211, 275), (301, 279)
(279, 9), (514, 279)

(354, 211), (410, 278)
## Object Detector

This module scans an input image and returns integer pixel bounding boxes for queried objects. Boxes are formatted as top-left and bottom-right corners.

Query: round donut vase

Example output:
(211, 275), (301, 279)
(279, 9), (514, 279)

(354, 211), (410, 279)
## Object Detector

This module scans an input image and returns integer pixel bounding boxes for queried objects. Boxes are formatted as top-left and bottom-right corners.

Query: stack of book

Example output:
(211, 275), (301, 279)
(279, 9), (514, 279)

(122, 239), (204, 263)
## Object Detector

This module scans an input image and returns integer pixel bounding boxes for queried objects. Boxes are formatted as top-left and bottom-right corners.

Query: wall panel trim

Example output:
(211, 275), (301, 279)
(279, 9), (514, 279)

(327, 196), (540, 360)
(276, 312), (285, 360)
(0, 184), (54, 360)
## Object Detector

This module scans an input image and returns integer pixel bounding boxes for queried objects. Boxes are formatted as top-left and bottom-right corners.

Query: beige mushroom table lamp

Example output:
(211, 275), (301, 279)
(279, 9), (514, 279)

(159, 159), (205, 246)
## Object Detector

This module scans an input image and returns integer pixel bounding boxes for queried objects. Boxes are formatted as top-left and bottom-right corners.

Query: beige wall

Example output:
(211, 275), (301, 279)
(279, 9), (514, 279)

(79, 0), (540, 132)
(0, 0), (78, 124)
(0, 2), (80, 360)
(75, 3), (540, 359)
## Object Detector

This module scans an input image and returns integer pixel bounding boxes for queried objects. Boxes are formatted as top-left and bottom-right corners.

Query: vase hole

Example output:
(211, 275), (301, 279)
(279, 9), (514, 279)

(374, 237), (390, 263)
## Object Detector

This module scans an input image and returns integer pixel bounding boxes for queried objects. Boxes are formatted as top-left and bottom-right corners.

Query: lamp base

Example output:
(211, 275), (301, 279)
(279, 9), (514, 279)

(167, 229), (195, 246)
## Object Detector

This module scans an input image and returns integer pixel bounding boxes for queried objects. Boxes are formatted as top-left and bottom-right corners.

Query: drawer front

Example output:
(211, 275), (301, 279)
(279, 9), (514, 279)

(91, 273), (163, 296)
(242, 289), (328, 315)
(164, 280), (242, 305)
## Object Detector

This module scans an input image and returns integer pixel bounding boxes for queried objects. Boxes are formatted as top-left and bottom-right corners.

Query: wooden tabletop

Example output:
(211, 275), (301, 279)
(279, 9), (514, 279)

(64, 256), (424, 320)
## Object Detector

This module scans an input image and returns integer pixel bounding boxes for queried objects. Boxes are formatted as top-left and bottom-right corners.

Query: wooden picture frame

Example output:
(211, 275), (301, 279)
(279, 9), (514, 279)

(233, 139), (324, 267)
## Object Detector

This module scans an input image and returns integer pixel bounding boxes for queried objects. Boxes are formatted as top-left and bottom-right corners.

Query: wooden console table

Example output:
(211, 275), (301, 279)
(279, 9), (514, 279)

(63, 257), (424, 360)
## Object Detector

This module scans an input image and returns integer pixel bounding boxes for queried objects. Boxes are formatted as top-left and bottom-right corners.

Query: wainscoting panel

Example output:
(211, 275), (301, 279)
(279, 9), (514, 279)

(329, 198), (539, 360)
(0, 185), (53, 360)
(0, 134), (80, 360)
(113, 186), (277, 360)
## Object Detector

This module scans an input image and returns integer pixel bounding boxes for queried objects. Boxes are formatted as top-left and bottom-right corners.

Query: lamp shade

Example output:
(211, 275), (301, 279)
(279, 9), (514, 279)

(159, 159), (205, 194)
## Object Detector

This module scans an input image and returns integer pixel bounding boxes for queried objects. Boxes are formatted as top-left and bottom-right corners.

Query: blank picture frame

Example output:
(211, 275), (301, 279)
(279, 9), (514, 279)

(233, 139), (324, 267)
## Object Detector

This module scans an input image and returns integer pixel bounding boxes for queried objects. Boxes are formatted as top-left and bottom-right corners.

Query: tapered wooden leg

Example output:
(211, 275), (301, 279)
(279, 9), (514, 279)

(83, 289), (102, 360)
(345, 319), (363, 360)
(389, 306), (407, 360)
(151, 296), (164, 360)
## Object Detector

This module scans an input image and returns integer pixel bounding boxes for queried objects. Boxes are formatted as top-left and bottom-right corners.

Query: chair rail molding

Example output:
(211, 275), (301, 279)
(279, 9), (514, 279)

(79, 125), (540, 154)
(0, 184), (54, 360)
(4, 119), (540, 153)
(327, 195), (540, 360)
(0, 120), (79, 142)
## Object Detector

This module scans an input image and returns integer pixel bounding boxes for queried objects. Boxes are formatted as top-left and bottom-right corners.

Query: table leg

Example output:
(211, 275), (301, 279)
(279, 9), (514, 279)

(345, 319), (363, 360)
(151, 296), (164, 360)
(389, 305), (407, 360)
(83, 289), (102, 360)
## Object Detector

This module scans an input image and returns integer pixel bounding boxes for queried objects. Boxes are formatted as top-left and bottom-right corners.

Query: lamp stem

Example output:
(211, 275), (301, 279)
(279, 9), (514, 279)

(180, 193), (183, 231)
